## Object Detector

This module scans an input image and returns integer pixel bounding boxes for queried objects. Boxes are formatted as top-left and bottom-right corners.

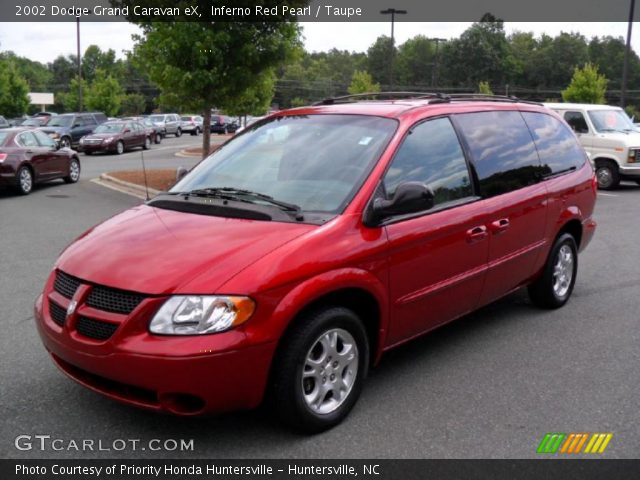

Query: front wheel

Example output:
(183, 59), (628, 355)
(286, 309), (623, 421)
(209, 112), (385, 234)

(528, 233), (578, 309)
(143, 136), (151, 150)
(64, 158), (80, 183)
(175, 128), (182, 138)
(595, 161), (620, 190)
(154, 133), (162, 144)
(115, 140), (124, 155)
(271, 306), (369, 433)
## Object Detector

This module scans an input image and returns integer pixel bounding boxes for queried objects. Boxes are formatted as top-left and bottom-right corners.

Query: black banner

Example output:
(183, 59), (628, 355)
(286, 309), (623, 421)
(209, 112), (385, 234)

(4, 459), (640, 480)
(2, 0), (640, 22)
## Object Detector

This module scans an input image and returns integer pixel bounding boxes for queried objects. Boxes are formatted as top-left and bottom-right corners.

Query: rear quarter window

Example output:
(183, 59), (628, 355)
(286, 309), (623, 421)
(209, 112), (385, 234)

(521, 112), (586, 175)
(454, 110), (542, 198)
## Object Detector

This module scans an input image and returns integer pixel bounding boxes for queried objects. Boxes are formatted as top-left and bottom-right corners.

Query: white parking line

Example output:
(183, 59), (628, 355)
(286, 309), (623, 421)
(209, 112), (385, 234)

(598, 193), (618, 197)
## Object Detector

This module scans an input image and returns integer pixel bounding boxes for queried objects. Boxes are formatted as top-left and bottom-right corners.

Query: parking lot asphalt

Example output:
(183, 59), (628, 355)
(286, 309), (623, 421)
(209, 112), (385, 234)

(1, 165), (639, 459)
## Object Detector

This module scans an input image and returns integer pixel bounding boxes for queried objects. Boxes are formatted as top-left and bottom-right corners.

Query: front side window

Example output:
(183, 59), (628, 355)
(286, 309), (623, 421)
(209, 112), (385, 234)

(47, 115), (73, 127)
(383, 117), (473, 207)
(171, 114), (397, 215)
(454, 111), (542, 198)
(522, 112), (586, 175)
(563, 111), (590, 134)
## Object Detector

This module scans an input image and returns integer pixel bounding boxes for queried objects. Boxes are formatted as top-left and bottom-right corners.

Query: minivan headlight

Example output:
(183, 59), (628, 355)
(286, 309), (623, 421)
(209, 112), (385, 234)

(149, 296), (255, 335)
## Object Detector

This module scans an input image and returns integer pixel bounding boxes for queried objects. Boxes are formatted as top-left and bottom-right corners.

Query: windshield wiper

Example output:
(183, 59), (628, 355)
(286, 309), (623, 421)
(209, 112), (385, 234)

(170, 187), (304, 220)
(598, 128), (628, 134)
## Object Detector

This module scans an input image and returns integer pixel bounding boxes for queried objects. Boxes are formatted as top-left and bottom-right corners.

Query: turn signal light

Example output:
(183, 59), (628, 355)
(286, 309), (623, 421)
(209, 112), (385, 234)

(0, 153), (7, 163)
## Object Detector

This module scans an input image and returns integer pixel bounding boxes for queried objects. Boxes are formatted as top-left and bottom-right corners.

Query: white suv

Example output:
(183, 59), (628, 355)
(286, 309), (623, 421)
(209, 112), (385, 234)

(545, 103), (640, 189)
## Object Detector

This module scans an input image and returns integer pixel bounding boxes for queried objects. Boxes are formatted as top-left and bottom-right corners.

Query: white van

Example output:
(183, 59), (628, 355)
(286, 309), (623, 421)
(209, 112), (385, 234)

(545, 103), (640, 189)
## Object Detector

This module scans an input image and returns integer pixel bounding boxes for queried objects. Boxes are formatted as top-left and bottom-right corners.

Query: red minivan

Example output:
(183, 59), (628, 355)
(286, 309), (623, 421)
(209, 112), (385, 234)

(34, 94), (597, 432)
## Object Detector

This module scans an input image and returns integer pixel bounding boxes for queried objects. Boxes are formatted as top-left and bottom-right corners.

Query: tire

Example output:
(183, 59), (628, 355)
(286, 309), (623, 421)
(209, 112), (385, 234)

(64, 158), (80, 184)
(16, 166), (33, 195)
(196, 127), (201, 135)
(190, 130), (197, 136)
(635, 180), (640, 186)
(143, 136), (151, 150)
(154, 133), (162, 144)
(528, 233), (578, 309)
(595, 160), (620, 190)
(115, 140), (124, 155)
(175, 128), (182, 138)
(270, 306), (369, 433)
(59, 137), (71, 149)
(84, 151), (92, 156)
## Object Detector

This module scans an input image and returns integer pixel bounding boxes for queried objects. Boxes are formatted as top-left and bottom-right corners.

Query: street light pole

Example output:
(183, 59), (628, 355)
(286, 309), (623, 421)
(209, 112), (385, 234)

(380, 8), (407, 90)
(621, 0), (635, 109)
(76, 17), (82, 112)
(429, 38), (447, 88)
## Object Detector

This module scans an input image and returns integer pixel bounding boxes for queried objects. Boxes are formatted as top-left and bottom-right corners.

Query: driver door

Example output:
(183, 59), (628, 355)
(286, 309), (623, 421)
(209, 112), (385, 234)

(383, 117), (490, 345)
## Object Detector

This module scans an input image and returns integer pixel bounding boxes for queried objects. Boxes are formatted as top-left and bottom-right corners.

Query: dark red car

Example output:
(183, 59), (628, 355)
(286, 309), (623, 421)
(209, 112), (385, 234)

(79, 121), (151, 155)
(0, 127), (80, 195)
(34, 95), (597, 432)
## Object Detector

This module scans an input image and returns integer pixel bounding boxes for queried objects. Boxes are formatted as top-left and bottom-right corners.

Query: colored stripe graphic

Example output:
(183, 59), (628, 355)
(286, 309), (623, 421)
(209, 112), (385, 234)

(538, 433), (613, 454)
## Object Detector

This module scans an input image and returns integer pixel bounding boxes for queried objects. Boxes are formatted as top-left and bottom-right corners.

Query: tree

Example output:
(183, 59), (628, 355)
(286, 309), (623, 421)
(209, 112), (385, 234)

(116, 0), (307, 158)
(367, 36), (395, 86)
(58, 76), (87, 112)
(396, 36), (435, 87)
(222, 70), (275, 119)
(82, 45), (119, 84)
(562, 63), (608, 104)
(0, 60), (30, 117)
(478, 81), (493, 95)
(348, 70), (380, 94)
(85, 69), (124, 116)
(120, 93), (147, 116)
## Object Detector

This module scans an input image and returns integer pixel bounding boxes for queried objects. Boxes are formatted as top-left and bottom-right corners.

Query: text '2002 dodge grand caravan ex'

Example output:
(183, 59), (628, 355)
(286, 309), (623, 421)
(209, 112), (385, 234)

(35, 94), (597, 432)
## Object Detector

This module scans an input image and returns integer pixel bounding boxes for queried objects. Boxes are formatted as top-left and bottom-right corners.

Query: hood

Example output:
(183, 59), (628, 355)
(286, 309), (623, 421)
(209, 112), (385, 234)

(56, 205), (315, 295)
(594, 130), (640, 147)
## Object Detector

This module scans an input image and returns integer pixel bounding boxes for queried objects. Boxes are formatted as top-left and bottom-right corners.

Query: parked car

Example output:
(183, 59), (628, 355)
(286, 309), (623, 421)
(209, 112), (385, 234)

(545, 102), (640, 189)
(149, 113), (182, 137)
(235, 116), (266, 134)
(40, 112), (108, 149)
(78, 121), (151, 155)
(210, 114), (238, 134)
(7, 116), (28, 127)
(34, 95), (596, 433)
(180, 115), (203, 135)
(0, 115), (9, 129)
(122, 117), (163, 144)
(21, 117), (49, 127)
(0, 127), (80, 195)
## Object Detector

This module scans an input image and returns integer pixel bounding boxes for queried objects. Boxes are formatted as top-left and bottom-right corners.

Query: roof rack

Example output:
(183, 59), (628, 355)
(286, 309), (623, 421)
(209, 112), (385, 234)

(313, 92), (448, 105)
(313, 92), (542, 106)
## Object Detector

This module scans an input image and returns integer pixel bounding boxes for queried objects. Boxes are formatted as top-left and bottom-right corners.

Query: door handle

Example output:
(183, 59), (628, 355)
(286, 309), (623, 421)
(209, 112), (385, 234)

(25, 150), (34, 154)
(466, 225), (488, 243)
(489, 218), (510, 234)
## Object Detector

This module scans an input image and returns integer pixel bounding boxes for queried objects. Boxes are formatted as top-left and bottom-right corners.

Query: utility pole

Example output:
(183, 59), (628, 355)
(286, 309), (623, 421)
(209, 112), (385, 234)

(429, 38), (446, 88)
(76, 17), (83, 111)
(621, 0), (636, 109)
(380, 8), (407, 90)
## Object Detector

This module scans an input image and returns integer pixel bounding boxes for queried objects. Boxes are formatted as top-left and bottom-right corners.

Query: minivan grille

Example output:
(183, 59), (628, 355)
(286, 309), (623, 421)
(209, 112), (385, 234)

(49, 300), (67, 326)
(76, 316), (119, 341)
(53, 270), (81, 299)
(86, 286), (144, 315)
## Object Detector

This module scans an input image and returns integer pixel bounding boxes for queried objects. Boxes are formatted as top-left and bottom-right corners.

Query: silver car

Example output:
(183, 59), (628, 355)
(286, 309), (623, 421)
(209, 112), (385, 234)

(149, 113), (182, 137)
(180, 115), (203, 136)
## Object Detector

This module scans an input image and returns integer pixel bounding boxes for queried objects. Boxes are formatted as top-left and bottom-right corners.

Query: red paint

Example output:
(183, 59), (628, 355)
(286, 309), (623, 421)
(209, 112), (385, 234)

(35, 100), (597, 415)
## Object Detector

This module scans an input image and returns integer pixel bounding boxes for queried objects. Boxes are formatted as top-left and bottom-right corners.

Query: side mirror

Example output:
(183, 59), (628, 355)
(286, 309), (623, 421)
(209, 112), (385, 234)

(72, 123), (81, 128)
(176, 166), (188, 182)
(124, 129), (131, 133)
(366, 182), (435, 226)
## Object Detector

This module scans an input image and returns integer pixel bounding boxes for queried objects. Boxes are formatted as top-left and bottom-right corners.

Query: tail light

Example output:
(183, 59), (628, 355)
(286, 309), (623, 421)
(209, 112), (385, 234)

(0, 153), (7, 163)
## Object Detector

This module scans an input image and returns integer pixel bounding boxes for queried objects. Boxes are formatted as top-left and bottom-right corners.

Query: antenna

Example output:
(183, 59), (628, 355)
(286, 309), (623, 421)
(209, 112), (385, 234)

(140, 149), (150, 201)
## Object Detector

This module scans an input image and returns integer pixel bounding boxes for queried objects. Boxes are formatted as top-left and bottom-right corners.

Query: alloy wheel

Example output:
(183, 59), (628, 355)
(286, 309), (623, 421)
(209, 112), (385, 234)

(552, 244), (574, 298)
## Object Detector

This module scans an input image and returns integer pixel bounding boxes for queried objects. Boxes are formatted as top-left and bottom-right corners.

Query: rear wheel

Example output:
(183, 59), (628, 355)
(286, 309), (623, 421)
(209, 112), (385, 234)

(17, 166), (33, 195)
(64, 158), (80, 184)
(154, 133), (162, 144)
(143, 136), (151, 150)
(175, 128), (182, 138)
(196, 127), (201, 135)
(528, 233), (578, 309)
(271, 306), (369, 433)
(595, 160), (620, 190)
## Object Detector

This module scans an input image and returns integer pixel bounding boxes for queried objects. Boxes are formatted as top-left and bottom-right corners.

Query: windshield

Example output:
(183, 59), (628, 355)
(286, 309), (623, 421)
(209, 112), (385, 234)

(47, 115), (73, 127)
(588, 110), (636, 132)
(181, 116), (194, 121)
(171, 114), (397, 214)
(94, 123), (124, 133)
(150, 115), (165, 122)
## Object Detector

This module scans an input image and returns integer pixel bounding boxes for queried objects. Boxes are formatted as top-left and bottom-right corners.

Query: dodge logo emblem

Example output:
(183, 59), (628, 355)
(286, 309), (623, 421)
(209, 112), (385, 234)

(66, 300), (78, 317)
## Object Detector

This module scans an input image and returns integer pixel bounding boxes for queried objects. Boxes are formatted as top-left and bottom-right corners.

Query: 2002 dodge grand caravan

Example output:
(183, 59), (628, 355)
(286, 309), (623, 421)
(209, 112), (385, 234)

(35, 94), (597, 432)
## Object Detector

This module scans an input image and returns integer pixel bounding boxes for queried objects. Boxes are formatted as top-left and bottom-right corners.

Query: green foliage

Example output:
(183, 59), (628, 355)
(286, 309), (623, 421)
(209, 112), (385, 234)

(367, 36), (395, 86)
(396, 36), (436, 87)
(348, 70), (380, 95)
(58, 76), (87, 112)
(120, 92), (147, 116)
(562, 63), (608, 104)
(222, 70), (275, 117)
(0, 59), (31, 117)
(82, 45), (119, 83)
(84, 69), (124, 116)
(290, 97), (307, 107)
(478, 81), (494, 95)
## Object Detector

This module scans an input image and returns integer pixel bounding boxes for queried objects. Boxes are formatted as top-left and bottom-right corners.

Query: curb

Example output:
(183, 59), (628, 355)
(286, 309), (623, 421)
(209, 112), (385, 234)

(95, 173), (161, 200)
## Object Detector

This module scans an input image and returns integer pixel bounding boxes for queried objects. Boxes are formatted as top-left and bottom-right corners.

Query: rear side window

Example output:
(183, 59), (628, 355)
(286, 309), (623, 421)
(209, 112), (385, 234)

(563, 111), (589, 134)
(522, 112), (586, 175)
(383, 117), (473, 207)
(17, 132), (38, 147)
(454, 111), (542, 198)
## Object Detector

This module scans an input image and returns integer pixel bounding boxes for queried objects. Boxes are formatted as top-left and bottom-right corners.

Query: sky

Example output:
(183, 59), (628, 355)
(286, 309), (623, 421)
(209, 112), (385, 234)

(0, 22), (639, 65)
